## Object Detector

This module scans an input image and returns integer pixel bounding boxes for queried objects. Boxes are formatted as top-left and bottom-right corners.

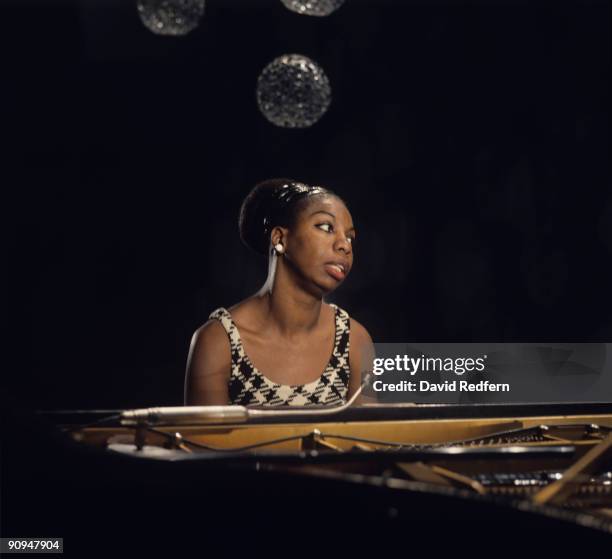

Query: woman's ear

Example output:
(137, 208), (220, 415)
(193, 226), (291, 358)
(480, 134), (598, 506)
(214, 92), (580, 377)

(270, 226), (289, 248)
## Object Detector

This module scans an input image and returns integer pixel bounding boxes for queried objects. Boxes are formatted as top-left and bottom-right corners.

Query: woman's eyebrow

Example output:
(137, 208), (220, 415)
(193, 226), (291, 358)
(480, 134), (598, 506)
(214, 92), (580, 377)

(310, 210), (355, 232)
(310, 210), (335, 218)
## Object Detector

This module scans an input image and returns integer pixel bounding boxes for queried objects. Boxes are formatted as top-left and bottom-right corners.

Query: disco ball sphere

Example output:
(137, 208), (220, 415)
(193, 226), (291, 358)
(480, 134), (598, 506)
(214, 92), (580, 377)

(281, 0), (346, 17)
(256, 54), (332, 128)
(137, 0), (205, 36)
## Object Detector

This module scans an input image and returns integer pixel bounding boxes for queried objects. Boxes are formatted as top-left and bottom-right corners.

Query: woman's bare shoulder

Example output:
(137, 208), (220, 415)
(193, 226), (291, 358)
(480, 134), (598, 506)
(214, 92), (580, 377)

(192, 317), (227, 342)
(189, 317), (231, 369)
(227, 296), (257, 316)
(227, 296), (267, 330)
(346, 316), (375, 400)
(349, 316), (373, 345)
(349, 316), (375, 368)
(185, 318), (232, 405)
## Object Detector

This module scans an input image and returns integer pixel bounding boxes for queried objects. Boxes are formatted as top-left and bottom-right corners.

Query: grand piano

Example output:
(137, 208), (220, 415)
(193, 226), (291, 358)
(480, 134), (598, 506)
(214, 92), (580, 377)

(14, 399), (608, 553)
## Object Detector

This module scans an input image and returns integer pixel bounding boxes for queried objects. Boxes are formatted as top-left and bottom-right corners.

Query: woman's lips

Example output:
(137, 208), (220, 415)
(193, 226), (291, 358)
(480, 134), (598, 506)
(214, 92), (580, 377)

(324, 263), (346, 281)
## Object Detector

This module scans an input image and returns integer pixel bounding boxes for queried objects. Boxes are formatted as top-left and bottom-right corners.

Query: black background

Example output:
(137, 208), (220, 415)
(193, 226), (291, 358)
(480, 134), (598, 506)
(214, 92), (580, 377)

(6, 0), (611, 411)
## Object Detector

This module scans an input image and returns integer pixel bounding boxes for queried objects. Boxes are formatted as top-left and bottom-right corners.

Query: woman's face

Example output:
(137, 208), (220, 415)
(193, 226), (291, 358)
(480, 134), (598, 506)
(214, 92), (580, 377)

(283, 195), (355, 294)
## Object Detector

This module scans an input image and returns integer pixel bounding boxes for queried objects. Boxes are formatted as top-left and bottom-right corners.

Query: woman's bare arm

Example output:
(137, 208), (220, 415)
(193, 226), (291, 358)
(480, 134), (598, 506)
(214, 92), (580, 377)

(348, 318), (377, 404)
(184, 320), (232, 405)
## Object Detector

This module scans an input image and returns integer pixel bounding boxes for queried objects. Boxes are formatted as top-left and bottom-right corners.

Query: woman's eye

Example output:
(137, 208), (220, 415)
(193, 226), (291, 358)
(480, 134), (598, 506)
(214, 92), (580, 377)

(317, 223), (355, 244)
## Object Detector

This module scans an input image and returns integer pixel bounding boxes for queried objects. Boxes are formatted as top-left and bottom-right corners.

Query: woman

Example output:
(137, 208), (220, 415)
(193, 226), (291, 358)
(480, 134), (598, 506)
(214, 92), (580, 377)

(184, 178), (374, 406)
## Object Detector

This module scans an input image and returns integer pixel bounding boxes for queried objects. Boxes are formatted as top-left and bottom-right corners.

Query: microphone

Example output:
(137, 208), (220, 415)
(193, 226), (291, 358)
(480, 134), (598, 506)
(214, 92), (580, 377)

(120, 372), (373, 426)
(120, 405), (249, 426)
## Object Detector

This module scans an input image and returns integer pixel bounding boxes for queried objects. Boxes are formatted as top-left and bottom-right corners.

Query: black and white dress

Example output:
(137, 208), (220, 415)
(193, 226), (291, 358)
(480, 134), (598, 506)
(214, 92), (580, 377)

(208, 303), (351, 406)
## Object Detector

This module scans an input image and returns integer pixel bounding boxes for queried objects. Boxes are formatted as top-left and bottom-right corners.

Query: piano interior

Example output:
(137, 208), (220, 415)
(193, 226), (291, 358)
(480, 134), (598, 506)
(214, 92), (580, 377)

(59, 402), (612, 534)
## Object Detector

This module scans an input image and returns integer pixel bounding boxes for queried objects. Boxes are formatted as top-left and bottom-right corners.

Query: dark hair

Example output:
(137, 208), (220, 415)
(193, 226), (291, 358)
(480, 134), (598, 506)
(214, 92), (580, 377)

(239, 178), (339, 256)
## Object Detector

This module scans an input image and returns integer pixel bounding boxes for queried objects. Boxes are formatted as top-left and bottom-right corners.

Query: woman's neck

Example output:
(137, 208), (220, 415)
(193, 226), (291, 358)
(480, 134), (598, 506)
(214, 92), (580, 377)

(255, 256), (324, 339)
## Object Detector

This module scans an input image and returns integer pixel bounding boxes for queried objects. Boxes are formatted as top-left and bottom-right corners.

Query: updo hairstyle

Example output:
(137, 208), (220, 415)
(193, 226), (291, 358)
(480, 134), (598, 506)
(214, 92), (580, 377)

(239, 178), (337, 256)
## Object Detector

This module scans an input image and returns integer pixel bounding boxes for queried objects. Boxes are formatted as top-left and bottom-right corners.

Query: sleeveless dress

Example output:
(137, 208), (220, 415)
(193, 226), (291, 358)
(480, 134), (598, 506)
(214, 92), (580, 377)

(208, 303), (351, 406)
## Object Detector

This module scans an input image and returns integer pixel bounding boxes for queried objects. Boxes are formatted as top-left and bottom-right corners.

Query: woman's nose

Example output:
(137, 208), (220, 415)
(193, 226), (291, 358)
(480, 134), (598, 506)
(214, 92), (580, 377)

(335, 236), (352, 253)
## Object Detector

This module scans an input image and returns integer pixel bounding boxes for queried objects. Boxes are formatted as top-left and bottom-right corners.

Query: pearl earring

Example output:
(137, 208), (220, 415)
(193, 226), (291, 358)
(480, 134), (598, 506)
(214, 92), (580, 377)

(274, 243), (284, 254)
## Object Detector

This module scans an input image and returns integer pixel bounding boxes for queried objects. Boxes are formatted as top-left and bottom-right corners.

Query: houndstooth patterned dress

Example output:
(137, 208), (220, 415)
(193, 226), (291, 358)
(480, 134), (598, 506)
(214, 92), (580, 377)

(208, 303), (351, 406)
